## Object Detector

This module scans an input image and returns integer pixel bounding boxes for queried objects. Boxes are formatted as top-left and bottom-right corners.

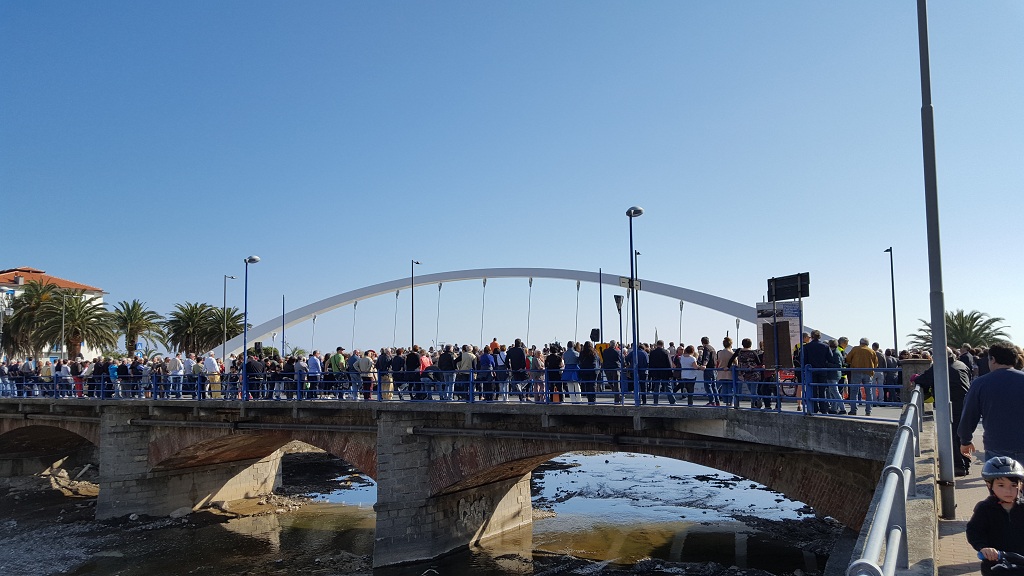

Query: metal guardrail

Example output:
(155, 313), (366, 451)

(847, 386), (923, 576)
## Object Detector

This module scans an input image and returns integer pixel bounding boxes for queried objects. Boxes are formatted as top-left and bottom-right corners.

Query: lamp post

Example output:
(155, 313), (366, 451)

(60, 291), (67, 361)
(241, 255), (260, 401)
(916, 0), (954, 517)
(222, 275), (237, 368)
(626, 206), (644, 404)
(411, 260), (421, 347)
(884, 247), (898, 354)
(678, 300), (684, 344)
(311, 314), (317, 353)
(614, 294), (625, 400)
(634, 250), (641, 342)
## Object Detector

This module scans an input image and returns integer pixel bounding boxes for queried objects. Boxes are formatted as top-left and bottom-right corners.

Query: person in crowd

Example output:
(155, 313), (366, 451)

(960, 340), (1024, 463)
(544, 343), (564, 403)
(697, 336), (718, 406)
(915, 347), (972, 475)
(802, 330), (837, 414)
(735, 339), (765, 409)
(376, 348), (394, 401)
(578, 341), (600, 404)
(845, 338), (878, 415)
(602, 340), (623, 404)
(507, 339), (529, 402)
(649, 340), (675, 405)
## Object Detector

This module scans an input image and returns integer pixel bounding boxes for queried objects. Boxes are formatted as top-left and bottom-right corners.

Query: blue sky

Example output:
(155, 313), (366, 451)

(3, 1), (1022, 354)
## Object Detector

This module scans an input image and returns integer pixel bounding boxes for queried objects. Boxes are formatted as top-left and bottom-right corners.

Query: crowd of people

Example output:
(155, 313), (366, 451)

(0, 332), (995, 411)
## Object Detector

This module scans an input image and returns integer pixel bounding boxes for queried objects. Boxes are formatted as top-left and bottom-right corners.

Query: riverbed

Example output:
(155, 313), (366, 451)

(0, 450), (841, 576)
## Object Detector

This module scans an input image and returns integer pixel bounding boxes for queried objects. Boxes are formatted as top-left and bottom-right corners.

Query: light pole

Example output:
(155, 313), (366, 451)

(626, 206), (644, 404)
(917, 0), (954, 517)
(311, 314), (317, 353)
(614, 294), (625, 399)
(241, 255), (260, 401)
(634, 250), (641, 342)
(735, 318), (740, 345)
(678, 300), (684, 344)
(884, 247), (898, 354)
(222, 275), (237, 367)
(60, 291), (67, 361)
(411, 260), (421, 347)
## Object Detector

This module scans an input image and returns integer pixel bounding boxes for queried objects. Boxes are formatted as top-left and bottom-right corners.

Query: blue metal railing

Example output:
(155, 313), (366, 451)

(846, 386), (923, 576)
(0, 366), (904, 416)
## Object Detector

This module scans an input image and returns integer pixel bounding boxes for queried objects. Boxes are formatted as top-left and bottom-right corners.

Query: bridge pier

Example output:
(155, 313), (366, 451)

(373, 412), (533, 568)
(96, 406), (281, 519)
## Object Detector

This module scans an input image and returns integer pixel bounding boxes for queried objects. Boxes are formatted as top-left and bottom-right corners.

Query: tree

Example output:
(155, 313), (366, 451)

(2, 280), (57, 360)
(34, 289), (118, 359)
(907, 309), (1010, 350)
(112, 300), (166, 355)
(163, 302), (219, 354)
(209, 306), (245, 345)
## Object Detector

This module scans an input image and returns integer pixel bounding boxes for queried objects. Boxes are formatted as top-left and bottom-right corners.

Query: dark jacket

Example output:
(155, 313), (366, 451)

(601, 346), (622, 370)
(966, 495), (1024, 573)
(648, 347), (673, 380)
(506, 346), (528, 372)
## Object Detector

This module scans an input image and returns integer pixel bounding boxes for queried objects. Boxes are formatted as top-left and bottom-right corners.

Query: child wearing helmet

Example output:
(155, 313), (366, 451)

(966, 457), (1024, 574)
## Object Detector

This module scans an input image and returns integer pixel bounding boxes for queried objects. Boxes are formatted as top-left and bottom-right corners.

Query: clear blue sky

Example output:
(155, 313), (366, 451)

(3, 1), (1022, 354)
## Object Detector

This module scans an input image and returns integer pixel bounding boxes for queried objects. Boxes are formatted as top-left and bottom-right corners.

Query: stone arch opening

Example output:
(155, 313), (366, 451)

(0, 425), (97, 477)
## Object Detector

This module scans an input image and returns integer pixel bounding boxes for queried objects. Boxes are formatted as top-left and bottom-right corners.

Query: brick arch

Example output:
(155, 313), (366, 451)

(428, 437), (881, 530)
(147, 425), (377, 479)
(0, 421), (98, 455)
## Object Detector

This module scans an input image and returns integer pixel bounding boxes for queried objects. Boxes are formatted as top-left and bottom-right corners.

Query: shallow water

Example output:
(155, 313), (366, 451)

(69, 452), (831, 575)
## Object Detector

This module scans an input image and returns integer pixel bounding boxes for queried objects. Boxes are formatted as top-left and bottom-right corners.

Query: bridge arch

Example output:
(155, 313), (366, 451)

(146, 425), (378, 480)
(426, 436), (880, 531)
(220, 267), (760, 356)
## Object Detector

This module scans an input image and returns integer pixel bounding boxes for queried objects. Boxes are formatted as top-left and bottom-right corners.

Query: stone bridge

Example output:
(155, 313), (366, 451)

(0, 398), (895, 568)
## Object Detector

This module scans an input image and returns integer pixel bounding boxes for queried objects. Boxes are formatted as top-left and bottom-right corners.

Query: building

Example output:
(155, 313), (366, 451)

(0, 266), (106, 362)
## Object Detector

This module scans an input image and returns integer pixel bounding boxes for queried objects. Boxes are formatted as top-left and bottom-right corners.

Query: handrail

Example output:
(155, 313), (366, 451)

(847, 386), (923, 576)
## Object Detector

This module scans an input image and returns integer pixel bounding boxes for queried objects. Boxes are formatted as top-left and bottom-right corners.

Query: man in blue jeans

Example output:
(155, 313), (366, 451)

(844, 338), (878, 415)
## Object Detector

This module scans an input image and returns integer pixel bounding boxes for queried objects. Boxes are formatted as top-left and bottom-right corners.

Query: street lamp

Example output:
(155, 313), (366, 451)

(884, 247), (898, 355)
(60, 290), (67, 361)
(735, 318), (741, 345)
(241, 255), (260, 401)
(626, 206), (644, 404)
(411, 260), (421, 347)
(678, 300), (684, 344)
(222, 275), (237, 368)
(614, 294), (625, 401)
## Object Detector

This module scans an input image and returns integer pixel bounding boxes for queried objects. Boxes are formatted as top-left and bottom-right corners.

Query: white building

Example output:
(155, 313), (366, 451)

(0, 266), (107, 362)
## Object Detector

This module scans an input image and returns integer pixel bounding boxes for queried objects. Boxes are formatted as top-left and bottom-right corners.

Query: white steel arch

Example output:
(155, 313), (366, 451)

(218, 268), (758, 356)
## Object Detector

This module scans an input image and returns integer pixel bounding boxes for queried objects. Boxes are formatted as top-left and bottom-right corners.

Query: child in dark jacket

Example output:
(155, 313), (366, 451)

(967, 457), (1024, 574)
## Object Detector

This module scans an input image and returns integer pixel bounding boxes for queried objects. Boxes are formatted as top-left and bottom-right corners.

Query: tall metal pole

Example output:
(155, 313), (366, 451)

(615, 294), (624, 402)
(885, 247), (899, 354)
(598, 269), (604, 344)
(679, 300), (684, 344)
(222, 275), (236, 366)
(241, 255), (260, 401)
(411, 260), (420, 347)
(479, 278), (487, 348)
(626, 206), (644, 405)
(527, 278), (533, 349)
(736, 318), (740, 347)
(917, 0), (954, 518)
(60, 291), (66, 361)
(281, 295), (286, 357)
(435, 282), (442, 349)
(311, 314), (316, 353)
(574, 280), (581, 342)
(630, 248), (638, 338)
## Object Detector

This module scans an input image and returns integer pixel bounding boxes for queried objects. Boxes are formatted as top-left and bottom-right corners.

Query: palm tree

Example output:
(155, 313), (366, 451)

(164, 302), (219, 354)
(112, 300), (166, 354)
(907, 309), (1010, 350)
(209, 306), (245, 345)
(2, 280), (57, 360)
(34, 289), (118, 359)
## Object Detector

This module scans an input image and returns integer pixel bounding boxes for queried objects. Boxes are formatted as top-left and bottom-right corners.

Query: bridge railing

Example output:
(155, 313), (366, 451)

(846, 386), (923, 576)
(0, 368), (906, 419)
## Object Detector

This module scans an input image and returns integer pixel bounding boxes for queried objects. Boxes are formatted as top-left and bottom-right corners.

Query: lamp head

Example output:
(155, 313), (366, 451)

(626, 206), (644, 218)
(412, 260), (421, 265)
(245, 255), (261, 264)
(226, 275), (237, 279)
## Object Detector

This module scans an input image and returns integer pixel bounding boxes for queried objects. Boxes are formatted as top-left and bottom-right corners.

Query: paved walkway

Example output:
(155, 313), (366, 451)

(937, 431), (988, 576)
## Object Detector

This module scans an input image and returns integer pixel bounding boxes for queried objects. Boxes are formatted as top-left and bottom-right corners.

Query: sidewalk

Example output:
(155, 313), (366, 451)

(936, 432), (989, 576)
